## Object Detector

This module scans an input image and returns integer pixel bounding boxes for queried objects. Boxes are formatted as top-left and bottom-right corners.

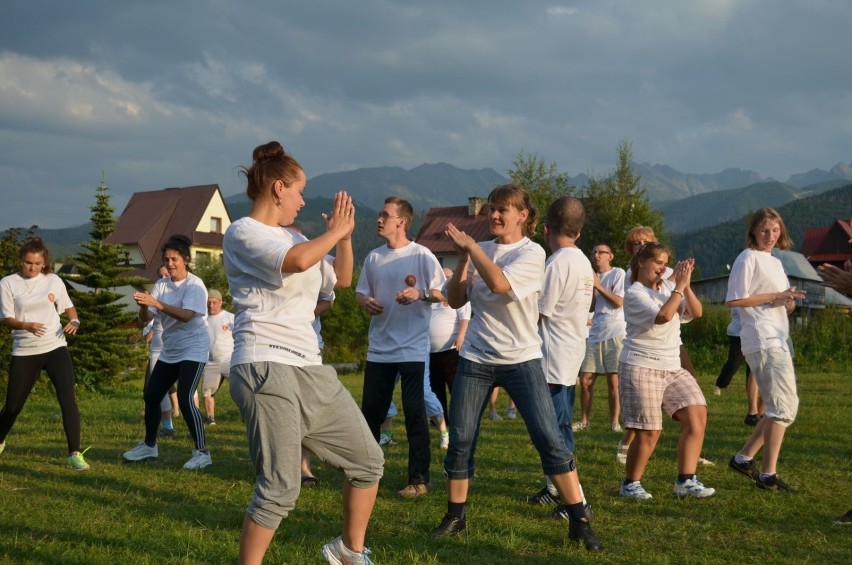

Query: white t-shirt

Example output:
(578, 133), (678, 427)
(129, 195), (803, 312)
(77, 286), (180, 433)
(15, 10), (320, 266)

(428, 301), (472, 353)
(0, 272), (74, 356)
(207, 310), (235, 363)
(224, 217), (324, 367)
(726, 248), (790, 355)
(726, 307), (742, 337)
(539, 247), (595, 386)
(151, 273), (209, 364)
(587, 267), (627, 343)
(460, 237), (545, 365)
(356, 241), (446, 362)
(620, 280), (687, 371)
(312, 255), (337, 351)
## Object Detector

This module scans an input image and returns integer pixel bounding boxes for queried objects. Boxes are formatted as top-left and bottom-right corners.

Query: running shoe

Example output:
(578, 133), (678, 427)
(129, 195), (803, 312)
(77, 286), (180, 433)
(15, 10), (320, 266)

(673, 477), (716, 498)
(67, 447), (91, 471)
(322, 536), (374, 565)
(123, 441), (158, 463)
(183, 449), (212, 470)
(620, 480), (653, 500)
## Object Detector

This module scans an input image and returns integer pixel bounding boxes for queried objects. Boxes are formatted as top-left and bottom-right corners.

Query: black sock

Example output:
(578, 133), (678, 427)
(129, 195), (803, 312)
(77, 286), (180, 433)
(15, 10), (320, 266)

(677, 474), (695, 482)
(564, 502), (587, 522)
(448, 501), (466, 519)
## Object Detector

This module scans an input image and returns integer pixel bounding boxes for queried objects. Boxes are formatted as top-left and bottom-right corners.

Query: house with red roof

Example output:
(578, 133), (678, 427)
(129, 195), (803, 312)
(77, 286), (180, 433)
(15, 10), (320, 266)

(105, 184), (231, 282)
(414, 197), (491, 271)
(800, 219), (852, 269)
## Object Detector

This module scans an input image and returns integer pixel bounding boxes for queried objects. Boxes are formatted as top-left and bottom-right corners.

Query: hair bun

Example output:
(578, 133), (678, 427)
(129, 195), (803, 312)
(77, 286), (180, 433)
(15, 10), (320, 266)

(252, 141), (286, 164)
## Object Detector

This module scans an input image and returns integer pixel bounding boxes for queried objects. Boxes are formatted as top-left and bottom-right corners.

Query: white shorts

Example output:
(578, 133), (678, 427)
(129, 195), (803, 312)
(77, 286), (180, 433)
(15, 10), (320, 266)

(745, 347), (798, 427)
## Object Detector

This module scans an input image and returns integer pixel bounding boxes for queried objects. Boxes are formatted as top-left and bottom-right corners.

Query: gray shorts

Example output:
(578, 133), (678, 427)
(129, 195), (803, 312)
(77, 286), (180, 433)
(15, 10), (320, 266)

(201, 361), (229, 397)
(230, 362), (384, 530)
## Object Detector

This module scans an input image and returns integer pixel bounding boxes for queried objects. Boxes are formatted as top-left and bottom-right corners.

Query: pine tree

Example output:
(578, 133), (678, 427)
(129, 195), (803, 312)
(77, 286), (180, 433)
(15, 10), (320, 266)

(580, 140), (666, 267)
(64, 174), (147, 387)
(506, 151), (575, 247)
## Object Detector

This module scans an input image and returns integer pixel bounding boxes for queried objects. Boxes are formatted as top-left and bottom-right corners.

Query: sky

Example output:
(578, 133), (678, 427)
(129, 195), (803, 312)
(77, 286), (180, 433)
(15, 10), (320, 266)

(1, 1), (850, 230)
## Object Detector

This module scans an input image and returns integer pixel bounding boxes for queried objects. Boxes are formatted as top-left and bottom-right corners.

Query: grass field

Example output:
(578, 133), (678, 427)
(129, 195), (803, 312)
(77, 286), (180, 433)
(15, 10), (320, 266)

(0, 369), (850, 564)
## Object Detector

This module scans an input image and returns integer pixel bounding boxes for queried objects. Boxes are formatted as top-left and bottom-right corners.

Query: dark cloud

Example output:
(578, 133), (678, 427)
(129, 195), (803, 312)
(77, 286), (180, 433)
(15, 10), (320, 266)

(1, 1), (850, 229)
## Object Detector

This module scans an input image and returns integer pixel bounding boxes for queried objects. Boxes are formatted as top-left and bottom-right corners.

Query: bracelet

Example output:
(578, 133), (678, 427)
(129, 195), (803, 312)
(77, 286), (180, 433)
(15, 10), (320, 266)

(70, 319), (80, 327)
(671, 290), (684, 299)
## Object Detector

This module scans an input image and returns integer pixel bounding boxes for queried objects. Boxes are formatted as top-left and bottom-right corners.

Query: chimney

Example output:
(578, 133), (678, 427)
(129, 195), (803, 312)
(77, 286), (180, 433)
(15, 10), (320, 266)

(468, 196), (485, 216)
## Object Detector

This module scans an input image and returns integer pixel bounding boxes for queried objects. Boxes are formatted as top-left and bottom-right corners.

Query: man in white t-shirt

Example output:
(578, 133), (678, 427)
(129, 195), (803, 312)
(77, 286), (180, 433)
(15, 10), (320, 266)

(525, 196), (595, 511)
(201, 289), (234, 426)
(356, 197), (446, 498)
(576, 243), (626, 432)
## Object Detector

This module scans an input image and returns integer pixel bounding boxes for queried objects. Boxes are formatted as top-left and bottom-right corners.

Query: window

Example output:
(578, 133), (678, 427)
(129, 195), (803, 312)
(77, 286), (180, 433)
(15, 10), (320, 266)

(210, 217), (222, 233)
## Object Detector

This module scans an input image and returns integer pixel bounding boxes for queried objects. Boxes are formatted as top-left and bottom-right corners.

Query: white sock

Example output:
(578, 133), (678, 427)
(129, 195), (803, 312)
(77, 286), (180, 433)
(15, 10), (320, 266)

(734, 453), (752, 464)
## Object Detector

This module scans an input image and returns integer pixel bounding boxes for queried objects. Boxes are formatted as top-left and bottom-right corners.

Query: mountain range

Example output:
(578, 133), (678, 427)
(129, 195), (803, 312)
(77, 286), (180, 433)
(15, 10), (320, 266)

(27, 158), (852, 274)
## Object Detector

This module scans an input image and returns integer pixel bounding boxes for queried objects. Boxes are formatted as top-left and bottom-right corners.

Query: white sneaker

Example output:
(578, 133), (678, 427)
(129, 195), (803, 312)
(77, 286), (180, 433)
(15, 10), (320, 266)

(673, 477), (716, 498)
(572, 421), (589, 432)
(489, 412), (502, 421)
(505, 407), (517, 420)
(620, 480), (653, 500)
(611, 423), (623, 432)
(123, 441), (158, 462)
(439, 433), (449, 451)
(183, 449), (212, 470)
(322, 535), (374, 565)
(698, 456), (715, 466)
(713, 386), (722, 396)
(378, 433), (396, 446)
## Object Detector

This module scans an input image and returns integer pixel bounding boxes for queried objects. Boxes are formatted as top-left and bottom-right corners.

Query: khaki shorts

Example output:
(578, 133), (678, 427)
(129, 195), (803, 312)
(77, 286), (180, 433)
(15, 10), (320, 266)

(618, 363), (706, 430)
(745, 347), (798, 427)
(201, 361), (229, 397)
(581, 335), (624, 374)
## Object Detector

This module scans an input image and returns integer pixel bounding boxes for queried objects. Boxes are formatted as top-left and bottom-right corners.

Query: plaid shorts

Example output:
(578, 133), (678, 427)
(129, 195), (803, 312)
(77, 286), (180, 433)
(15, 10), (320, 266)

(618, 362), (706, 430)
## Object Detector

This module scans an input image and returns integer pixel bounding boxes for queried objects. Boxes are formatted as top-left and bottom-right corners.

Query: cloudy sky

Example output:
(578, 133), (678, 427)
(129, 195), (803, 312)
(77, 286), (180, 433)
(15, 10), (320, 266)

(1, 1), (850, 230)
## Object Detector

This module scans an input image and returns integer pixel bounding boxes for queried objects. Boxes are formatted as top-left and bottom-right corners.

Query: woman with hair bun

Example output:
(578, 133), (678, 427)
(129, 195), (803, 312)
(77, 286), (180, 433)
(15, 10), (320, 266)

(0, 237), (89, 470)
(123, 234), (212, 470)
(224, 141), (382, 565)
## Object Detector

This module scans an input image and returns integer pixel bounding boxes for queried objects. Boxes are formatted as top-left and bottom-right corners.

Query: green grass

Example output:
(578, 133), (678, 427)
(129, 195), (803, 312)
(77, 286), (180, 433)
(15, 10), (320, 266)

(0, 370), (850, 564)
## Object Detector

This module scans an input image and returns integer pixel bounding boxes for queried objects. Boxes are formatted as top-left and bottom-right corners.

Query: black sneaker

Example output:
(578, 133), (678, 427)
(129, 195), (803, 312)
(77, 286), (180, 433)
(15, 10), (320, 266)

(743, 414), (761, 426)
(755, 473), (795, 492)
(551, 502), (593, 522)
(728, 456), (756, 480)
(524, 486), (560, 506)
(431, 513), (466, 538)
(568, 517), (603, 551)
(834, 510), (852, 525)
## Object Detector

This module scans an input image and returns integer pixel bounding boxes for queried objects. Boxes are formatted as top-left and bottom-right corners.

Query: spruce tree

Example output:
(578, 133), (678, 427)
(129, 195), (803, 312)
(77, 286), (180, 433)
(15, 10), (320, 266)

(0, 225), (38, 380)
(64, 174), (147, 387)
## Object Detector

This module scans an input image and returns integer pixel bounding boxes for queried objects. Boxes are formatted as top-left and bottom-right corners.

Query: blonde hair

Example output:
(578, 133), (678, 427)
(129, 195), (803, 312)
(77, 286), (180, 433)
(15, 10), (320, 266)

(746, 208), (793, 250)
(488, 183), (539, 237)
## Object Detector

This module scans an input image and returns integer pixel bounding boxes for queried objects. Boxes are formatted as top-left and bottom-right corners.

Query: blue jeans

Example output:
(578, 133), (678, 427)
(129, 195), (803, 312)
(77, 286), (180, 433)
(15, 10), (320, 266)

(362, 361), (431, 485)
(445, 357), (576, 480)
(550, 384), (576, 454)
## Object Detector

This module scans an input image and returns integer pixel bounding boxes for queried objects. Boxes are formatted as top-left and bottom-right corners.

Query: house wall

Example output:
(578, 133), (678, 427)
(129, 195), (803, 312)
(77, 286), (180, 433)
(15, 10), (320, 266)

(192, 244), (224, 262)
(196, 193), (231, 235)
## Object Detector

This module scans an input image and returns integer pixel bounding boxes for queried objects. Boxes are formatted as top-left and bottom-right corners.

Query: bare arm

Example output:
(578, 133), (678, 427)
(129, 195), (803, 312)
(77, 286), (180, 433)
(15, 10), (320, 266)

(594, 273), (623, 308)
(446, 254), (470, 309)
(454, 318), (469, 350)
(282, 191), (355, 274)
(445, 222), (511, 295)
(727, 286), (805, 309)
(134, 291), (197, 324)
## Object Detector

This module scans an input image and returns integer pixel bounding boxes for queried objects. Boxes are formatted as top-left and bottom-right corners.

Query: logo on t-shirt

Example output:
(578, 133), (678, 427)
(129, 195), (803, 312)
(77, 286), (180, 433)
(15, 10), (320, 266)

(47, 293), (55, 302)
(404, 274), (417, 287)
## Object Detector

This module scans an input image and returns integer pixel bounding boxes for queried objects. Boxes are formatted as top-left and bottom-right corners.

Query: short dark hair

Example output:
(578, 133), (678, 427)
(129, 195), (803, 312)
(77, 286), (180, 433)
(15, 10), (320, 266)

(545, 196), (584, 238)
(162, 234), (193, 266)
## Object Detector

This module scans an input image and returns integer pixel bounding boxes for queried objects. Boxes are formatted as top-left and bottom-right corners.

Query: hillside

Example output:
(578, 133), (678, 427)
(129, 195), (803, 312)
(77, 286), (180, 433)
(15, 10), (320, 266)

(635, 164), (764, 203)
(672, 184), (852, 279)
(658, 179), (850, 234)
(304, 162), (507, 212)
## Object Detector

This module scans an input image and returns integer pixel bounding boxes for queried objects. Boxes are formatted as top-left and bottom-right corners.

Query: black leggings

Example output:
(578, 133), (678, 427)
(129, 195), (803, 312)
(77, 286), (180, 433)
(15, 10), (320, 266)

(0, 347), (81, 453)
(144, 360), (206, 449)
(715, 335), (751, 389)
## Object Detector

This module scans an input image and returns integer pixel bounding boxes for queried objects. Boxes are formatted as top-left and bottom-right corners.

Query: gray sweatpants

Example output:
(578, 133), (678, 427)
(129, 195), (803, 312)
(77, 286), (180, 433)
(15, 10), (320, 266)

(230, 362), (384, 530)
